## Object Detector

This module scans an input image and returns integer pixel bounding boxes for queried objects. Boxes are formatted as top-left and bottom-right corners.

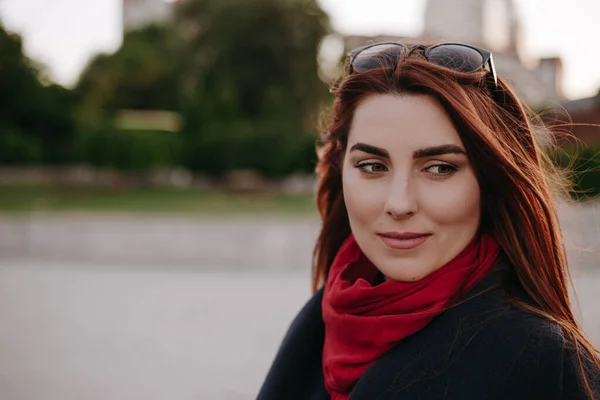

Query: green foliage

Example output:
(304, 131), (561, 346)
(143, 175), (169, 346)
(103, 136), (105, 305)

(556, 146), (600, 199)
(74, 128), (182, 171)
(181, 119), (317, 177)
(176, 0), (330, 119)
(75, 24), (183, 116)
(0, 23), (76, 164)
(569, 147), (600, 199)
(3, 1), (329, 176)
(175, 0), (330, 176)
(0, 127), (42, 165)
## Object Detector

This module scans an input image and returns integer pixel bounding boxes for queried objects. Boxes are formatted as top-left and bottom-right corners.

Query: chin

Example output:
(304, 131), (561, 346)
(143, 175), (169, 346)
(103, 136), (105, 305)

(377, 258), (432, 283)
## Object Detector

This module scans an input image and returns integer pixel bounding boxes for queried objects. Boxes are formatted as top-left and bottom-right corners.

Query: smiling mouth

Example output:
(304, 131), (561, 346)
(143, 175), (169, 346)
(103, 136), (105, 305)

(377, 233), (432, 250)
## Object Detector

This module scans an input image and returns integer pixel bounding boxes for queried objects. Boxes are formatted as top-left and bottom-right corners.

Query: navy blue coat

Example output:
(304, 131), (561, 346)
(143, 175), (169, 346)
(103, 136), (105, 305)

(258, 264), (600, 399)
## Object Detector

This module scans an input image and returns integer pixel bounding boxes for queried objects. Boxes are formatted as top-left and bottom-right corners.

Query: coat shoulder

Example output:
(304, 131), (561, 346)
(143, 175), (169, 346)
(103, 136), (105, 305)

(464, 301), (600, 399)
(354, 289), (600, 399)
(257, 288), (327, 400)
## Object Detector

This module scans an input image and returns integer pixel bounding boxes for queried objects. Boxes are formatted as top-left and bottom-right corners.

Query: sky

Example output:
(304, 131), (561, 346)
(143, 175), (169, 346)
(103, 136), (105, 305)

(0, 0), (599, 100)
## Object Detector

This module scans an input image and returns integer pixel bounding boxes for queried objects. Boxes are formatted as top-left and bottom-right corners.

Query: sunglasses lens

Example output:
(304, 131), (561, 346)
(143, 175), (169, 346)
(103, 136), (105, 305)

(352, 44), (404, 73)
(427, 44), (485, 73)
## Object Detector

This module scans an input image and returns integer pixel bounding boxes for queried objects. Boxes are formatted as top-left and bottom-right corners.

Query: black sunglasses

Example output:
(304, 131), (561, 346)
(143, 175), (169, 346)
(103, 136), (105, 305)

(349, 42), (498, 87)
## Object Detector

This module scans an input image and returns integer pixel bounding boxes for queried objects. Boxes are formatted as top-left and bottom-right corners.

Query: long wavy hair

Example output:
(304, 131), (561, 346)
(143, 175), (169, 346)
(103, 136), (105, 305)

(312, 47), (599, 394)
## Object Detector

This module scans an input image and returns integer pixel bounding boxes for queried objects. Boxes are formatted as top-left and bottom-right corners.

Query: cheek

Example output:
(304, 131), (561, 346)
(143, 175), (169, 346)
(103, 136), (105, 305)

(421, 174), (481, 224)
(342, 170), (385, 225)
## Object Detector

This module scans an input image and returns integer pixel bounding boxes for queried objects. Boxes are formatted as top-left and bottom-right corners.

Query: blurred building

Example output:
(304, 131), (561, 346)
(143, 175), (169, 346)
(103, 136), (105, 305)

(344, 0), (563, 107)
(547, 90), (600, 145)
(122, 0), (174, 33)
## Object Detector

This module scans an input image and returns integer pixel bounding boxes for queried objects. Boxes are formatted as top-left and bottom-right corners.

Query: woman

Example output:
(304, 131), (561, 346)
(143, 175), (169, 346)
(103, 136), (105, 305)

(257, 42), (600, 399)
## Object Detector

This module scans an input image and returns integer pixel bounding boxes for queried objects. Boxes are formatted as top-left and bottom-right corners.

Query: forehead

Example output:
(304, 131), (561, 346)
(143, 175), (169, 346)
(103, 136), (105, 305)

(348, 94), (464, 151)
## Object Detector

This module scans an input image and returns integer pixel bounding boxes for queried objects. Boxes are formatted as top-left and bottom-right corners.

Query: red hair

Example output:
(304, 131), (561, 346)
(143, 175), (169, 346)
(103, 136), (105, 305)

(313, 51), (599, 394)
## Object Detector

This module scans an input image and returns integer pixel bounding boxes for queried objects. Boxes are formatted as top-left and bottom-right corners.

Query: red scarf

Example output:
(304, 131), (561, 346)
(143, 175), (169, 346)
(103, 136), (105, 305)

(322, 233), (500, 399)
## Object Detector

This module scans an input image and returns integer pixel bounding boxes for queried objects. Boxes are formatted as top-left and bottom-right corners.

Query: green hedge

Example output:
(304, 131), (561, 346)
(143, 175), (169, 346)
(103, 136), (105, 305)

(180, 120), (317, 177)
(73, 128), (182, 171)
(556, 146), (600, 200)
(1, 124), (318, 176)
(0, 128), (42, 165)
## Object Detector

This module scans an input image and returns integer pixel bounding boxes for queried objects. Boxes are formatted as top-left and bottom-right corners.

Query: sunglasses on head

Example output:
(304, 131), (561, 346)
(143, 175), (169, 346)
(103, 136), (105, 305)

(348, 42), (498, 87)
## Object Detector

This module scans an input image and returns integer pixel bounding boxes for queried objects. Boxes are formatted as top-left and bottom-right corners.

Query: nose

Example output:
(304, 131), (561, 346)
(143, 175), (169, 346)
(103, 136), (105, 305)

(383, 176), (419, 219)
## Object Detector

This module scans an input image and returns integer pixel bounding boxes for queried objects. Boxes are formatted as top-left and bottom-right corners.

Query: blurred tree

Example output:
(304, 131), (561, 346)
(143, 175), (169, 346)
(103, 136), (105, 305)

(75, 24), (183, 119)
(0, 23), (75, 164)
(175, 0), (331, 175)
(555, 146), (600, 200)
(176, 0), (329, 119)
(74, 24), (185, 171)
(73, 128), (182, 171)
(73, 0), (331, 176)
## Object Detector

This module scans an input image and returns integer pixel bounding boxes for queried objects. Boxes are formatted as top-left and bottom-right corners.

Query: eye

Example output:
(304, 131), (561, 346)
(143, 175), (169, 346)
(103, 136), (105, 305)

(425, 163), (457, 177)
(355, 162), (389, 174)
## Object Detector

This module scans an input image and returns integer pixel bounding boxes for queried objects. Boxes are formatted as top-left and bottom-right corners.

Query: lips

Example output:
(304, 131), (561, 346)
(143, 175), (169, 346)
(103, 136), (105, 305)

(379, 232), (430, 240)
(377, 232), (432, 250)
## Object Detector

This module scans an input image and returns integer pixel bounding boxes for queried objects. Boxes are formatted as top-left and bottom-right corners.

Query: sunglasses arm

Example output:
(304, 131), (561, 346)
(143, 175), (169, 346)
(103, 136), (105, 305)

(488, 54), (498, 87)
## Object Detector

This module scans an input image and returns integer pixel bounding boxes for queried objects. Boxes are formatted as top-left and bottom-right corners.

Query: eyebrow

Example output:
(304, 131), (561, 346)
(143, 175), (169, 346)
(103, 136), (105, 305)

(349, 142), (390, 158)
(413, 144), (466, 159)
(349, 142), (467, 159)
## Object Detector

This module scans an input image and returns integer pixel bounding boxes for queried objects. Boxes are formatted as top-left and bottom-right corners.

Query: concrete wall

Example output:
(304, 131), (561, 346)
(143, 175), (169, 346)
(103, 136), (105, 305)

(0, 201), (597, 271)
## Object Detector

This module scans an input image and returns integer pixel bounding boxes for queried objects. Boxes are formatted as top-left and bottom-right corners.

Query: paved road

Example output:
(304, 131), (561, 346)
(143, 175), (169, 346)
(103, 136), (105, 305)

(0, 261), (311, 400)
(0, 202), (597, 399)
(0, 261), (598, 400)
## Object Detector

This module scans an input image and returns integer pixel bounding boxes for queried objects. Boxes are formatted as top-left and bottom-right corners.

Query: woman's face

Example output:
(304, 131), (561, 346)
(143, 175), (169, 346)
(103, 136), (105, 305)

(342, 94), (481, 282)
